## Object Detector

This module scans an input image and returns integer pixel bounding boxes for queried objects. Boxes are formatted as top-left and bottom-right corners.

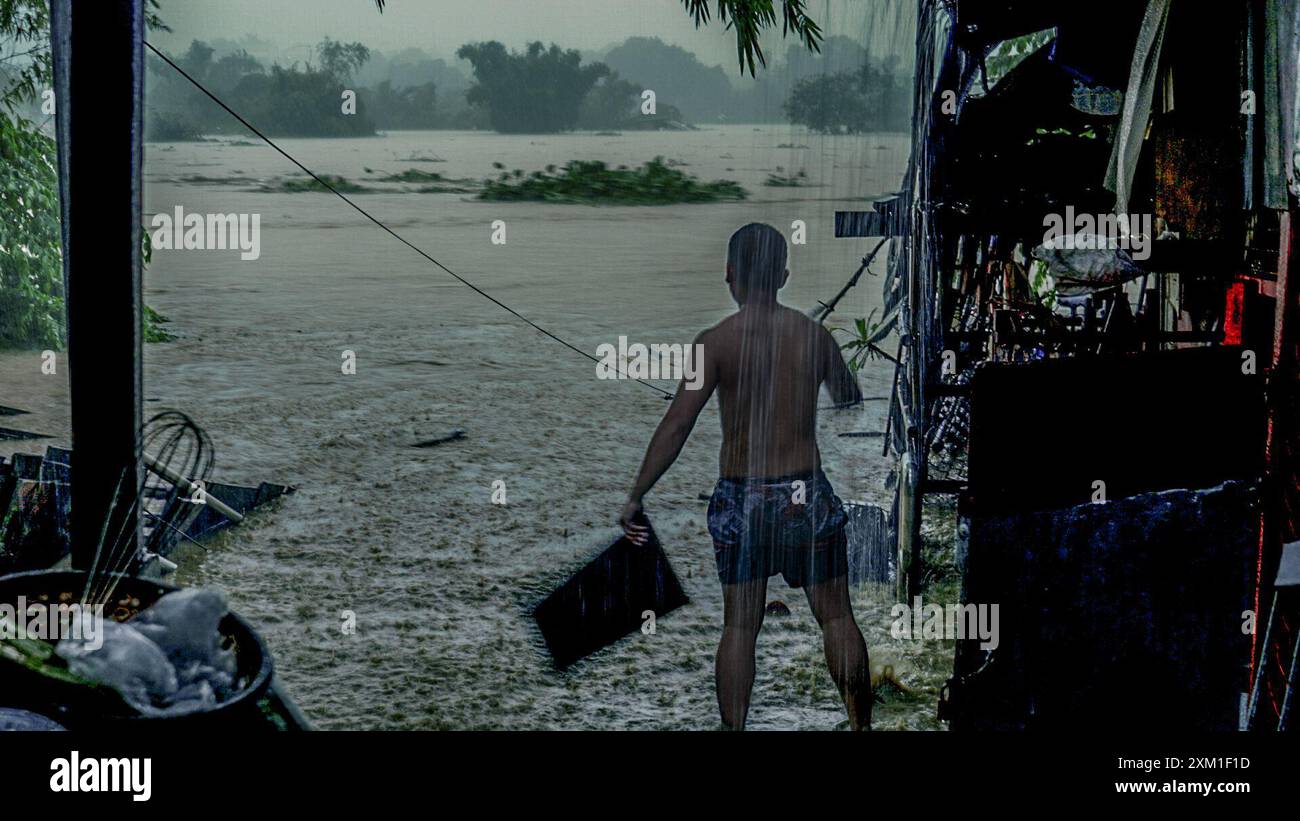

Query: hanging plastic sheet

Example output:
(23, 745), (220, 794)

(1105, 0), (1173, 214)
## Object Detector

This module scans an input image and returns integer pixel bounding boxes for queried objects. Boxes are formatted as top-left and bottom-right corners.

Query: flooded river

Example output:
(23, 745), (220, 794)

(6, 124), (955, 729)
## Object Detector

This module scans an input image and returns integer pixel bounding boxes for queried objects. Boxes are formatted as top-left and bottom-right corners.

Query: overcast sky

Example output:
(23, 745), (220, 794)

(150, 0), (912, 75)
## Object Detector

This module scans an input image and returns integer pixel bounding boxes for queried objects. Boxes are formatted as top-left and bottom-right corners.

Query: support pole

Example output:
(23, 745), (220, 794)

(50, 0), (145, 570)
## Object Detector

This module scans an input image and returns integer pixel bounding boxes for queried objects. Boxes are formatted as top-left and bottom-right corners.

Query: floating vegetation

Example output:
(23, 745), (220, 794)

(777, 143), (811, 149)
(414, 183), (478, 194)
(262, 174), (373, 194)
(375, 169), (454, 184)
(176, 174), (261, 186)
(365, 169), (478, 193)
(763, 168), (811, 187)
(478, 157), (747, 205)
(396, 154), (447, 163)
(144, 305), (174, 343)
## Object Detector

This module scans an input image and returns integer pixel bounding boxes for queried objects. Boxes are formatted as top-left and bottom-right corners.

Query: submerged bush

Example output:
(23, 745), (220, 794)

(376, 168), (448, 183)
(372, 168), (477, 193)
(478, 157), (747, 205)
(263, 174), (373, 194)
(763, 168), (810, 187)
(145, 111), (205, 142)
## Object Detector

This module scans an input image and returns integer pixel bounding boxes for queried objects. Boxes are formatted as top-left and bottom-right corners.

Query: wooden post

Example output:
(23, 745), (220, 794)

(50, 0), (145, 570)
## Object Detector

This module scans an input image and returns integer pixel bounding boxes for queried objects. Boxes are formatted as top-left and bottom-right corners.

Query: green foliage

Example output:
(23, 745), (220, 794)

(599, 37), (731, 123)
(0, 0), (166, 114)
(983, 29), (1055, 89)
(831, 311), (884, 373)
(146, 110), (204, 142)
(376, 168), (448, 183)
(374, 1), (823, 78)
(205, 49), (264, 94)
(364, 80), (438, 129)
(143, 304), (174, 343)
(264, 174), (373, 194)
(478, 157), (747, 205)
(679, 0), (822, 76)
(316, 37), (370, 83)
(577, 72), (642, 130)
(457, 41), (609, 134)
(0, 113), (61, 348)
(0, 0), (50, 115)
(226, 63), (375, 137)
(0, 1), (173, 349)
(784, 71), (868, 134)
(146, 38), (377, 139)
(784, 62), (911, 134)
(577, 70), (690, 131)
(0, 116), (174, 350)
(372, 168), (476, 193)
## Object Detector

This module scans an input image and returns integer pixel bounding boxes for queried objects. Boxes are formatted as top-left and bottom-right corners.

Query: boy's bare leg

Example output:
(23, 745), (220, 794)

(804, 574), (873, 730)
(717, 577), (768, 730)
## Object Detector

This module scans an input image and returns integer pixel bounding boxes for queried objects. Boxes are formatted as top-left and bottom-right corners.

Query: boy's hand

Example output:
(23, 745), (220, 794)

(619, 498), (649, 545)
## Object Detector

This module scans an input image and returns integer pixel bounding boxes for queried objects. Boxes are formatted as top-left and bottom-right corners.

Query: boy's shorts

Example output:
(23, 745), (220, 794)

(706, 469), (849, 588)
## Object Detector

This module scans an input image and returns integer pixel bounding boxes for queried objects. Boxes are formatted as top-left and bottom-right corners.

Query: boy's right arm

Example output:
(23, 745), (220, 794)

(619, 331), (718, 543)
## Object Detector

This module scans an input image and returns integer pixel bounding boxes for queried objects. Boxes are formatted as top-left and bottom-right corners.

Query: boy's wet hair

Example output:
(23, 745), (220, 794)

(728, 223), (788, 292)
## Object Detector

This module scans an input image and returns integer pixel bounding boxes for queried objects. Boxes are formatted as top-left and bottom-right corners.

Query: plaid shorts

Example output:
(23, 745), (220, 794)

(706, 470), (849, 588)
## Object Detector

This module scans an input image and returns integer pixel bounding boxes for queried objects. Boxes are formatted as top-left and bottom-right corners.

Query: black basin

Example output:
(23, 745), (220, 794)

(0, 570), (273, 727)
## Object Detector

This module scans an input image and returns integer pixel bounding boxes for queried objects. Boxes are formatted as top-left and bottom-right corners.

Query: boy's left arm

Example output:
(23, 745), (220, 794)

(620, 333), (717, 543)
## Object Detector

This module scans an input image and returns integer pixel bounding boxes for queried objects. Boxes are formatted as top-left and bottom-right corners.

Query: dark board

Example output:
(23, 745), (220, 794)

(534, 517), (688, 669)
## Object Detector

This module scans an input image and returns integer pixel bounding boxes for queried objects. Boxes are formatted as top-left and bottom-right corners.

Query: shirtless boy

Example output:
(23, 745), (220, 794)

(619, 222), (872, 730)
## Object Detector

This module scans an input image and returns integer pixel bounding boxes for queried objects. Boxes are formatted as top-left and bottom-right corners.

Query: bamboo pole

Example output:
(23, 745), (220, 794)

(142, 453), (244, 524)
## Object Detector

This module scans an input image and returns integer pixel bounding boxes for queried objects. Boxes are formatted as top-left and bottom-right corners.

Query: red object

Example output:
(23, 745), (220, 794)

(1223, 279), (1246, 346)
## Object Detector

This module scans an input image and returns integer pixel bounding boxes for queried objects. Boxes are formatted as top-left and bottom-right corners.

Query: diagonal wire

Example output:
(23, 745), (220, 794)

(144, 40), (675, 401)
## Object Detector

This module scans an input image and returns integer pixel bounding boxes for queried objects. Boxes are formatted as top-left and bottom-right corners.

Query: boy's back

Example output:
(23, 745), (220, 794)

(703, 305), (843, 479)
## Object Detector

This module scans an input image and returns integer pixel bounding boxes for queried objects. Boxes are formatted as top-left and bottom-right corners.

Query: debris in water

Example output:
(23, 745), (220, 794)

(534, 514), (688, 668)
(414, 429), (466, 448)
(765, 600), (791, 617)
(0, 427), (49, 441)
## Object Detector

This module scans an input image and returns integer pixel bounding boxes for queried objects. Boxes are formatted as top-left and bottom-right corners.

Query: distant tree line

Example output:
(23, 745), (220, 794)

(144, 33), (911, 139)
(148, 39), (384, 138)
